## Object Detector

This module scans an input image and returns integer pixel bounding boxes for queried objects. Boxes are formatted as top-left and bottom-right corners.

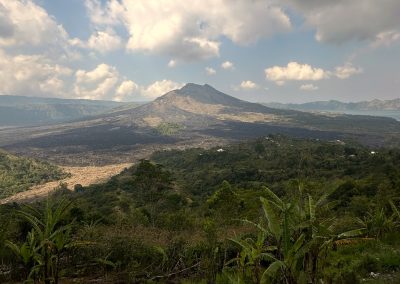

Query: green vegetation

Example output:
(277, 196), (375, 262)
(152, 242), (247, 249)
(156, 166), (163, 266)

(0, 150), (68, 199)
(6, 199), (74, 283)
(1, 135), (400, 283)
(155, 122), (184, 135)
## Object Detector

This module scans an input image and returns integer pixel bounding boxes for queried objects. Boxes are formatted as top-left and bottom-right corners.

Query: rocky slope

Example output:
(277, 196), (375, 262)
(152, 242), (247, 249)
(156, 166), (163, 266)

(1, 84), (400, 165)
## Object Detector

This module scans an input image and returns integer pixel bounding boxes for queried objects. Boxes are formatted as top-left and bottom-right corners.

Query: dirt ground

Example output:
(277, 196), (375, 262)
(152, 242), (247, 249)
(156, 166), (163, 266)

(0, 163), (132, 204)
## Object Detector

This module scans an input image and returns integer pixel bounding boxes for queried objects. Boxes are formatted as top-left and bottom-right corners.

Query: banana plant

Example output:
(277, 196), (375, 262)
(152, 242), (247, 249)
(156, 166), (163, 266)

(355, 200), (400, 240)
(6, 230), (41, 282)
(356, 207), (394, 239)
(259, 189), (307, 283)
(228, 228), (277, 283)
(296, 193), (365, 283)
(227, 186), (366, 284)
(7, 198), (73, 284)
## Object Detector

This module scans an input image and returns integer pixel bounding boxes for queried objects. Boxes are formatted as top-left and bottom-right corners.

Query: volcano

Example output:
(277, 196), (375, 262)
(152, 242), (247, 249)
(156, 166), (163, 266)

(2, 83), (400, 164)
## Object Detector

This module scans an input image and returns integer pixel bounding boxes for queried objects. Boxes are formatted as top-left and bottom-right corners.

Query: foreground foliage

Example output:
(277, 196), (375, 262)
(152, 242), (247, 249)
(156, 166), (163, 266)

(1, 136), (400, 283)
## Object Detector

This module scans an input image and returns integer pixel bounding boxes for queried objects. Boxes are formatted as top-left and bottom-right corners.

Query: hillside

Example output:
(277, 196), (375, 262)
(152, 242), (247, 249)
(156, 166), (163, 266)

(1, 84), (400, 165)
(265, 98), (400, 111)
(0, 150), (68, 198)
(1, 136), (399, 283)
(0, 95), (130, 126)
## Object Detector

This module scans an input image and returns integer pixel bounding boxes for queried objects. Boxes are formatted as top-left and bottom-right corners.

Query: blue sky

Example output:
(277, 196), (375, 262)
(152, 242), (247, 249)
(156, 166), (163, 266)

(0, 0), (399, 103)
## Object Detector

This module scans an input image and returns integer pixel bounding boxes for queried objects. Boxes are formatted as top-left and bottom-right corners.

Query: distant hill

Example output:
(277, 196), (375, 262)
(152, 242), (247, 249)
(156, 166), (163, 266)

(0, 149), (68, 198)
(114, 84), (400, 137)
(1, 84), (400, 165)
(120, 83), (291, 128)
(264, 99), (400, 111)
(263, 99), (400, 121)
(0, 95), (133, 126)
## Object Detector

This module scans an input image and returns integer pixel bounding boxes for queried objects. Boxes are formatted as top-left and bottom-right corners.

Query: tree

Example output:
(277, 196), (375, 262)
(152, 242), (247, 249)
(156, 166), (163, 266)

(207, 181), (240, 221)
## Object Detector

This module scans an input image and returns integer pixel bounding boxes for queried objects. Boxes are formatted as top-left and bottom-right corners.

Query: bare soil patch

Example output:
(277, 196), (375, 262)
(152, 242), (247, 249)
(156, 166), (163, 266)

(0, 163), (132, 204)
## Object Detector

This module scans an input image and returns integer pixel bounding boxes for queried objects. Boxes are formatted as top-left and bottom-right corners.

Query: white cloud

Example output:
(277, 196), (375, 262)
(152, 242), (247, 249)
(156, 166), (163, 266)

(335, 63), (363, 79)
(265, 62), (329, 84)
(168, 59), (177, 68)
(265, 61), (363, 84)
(205, 67), (216, 76)
(140, 80), (183, 99)
(74, 64), (121, 100)
(371, 30), (400, 48)
(300, 84), (318, 91)
(0, 0), (71, 50)
(70, 29), (122, 54)
(85, 0), (124, 26)
(0, 49), (72, 97)
(114, 80), (139, 102)
(73, 64), (182, 101)
(221, 61), (235, 70)
(178, 37), (221, 60)
(282, 0), (400, 44)
(240, 80), (258, 90)
(87, 29), (122, 53)
(85, 0), (291, 60)
(76, 64), (117, 84)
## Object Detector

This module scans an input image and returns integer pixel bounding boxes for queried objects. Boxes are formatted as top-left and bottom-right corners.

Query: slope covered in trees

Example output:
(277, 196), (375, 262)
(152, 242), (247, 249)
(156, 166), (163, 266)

(0, 150), (68, 198)
(0, 136), (400, 283)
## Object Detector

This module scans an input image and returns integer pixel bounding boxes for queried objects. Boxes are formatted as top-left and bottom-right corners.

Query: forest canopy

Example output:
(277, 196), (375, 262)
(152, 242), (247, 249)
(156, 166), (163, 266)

(0, 150), (67, 199)
(1, 136), (400, 283)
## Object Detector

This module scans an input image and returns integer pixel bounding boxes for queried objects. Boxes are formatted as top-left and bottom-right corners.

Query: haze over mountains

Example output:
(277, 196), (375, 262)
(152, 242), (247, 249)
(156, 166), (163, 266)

(2, 86), (399, 128)
(0, 96), (147, 127)
(0, 95), (126, 127)
(1, 83), (400, 165)
(264, 99), (400, 121)
(266, 99), (400, 111)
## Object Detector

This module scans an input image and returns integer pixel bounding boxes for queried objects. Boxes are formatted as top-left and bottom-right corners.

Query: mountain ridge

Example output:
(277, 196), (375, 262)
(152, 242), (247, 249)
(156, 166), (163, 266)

(113, 83), (297, 128)
(264, 98), (400, 111)
(0, 95), (128, 127)
(1, 83), (400, 165)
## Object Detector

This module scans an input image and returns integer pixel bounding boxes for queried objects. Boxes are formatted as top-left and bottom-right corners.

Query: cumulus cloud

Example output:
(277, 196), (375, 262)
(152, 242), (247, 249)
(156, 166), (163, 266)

(87, 29), (123, 53)
(0, 49), (72, 97)
(114, 80), (139, 101)
(85, 0), (291, 60)
(85, 0), (400, 54)
(177, 37), (220, 60)
(240, 80), (258, 90)
(300, 84), (318, 91)
(74, 64), (182, 101)
(282, 0), (400, 44)
(140, 80), (183, 99)
(0, 0), (70, 49)
(74, 64), (120, 100)
(205, 67), (216, 76)
(221, 61), (235, 70)
(335, 63), (363, 79)
(70, 29), (123, 53)
(85, 0), (124, 26)
(265, 62), (329, 84)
